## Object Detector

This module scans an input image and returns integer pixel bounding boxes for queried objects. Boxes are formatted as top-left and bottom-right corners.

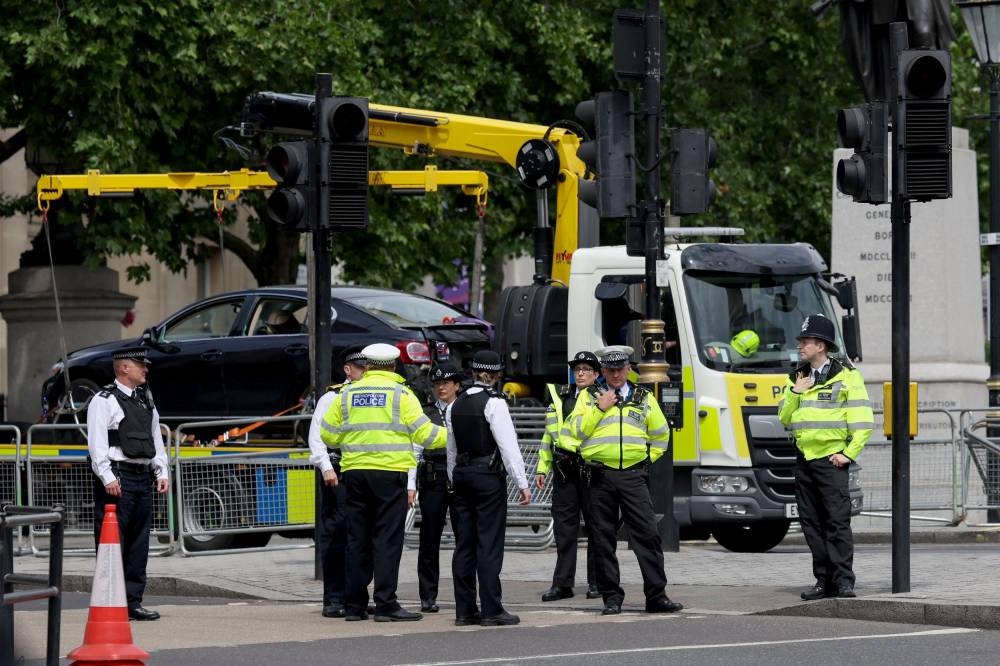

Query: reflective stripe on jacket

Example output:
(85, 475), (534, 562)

(566, 384), (670, 470)
(777, 361), (874, 461)
(320, 369), (446, 473)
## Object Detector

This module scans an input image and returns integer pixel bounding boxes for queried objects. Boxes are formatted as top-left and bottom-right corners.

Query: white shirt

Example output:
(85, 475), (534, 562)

(445, 384), (528, 490)
(87, 380), (169, 486)
(307, 389), (339, 475)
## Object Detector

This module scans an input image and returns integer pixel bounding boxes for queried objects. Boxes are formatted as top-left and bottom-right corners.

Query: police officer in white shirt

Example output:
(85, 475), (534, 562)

(87, 346), (169, 621)
(446, 350), (530, 627)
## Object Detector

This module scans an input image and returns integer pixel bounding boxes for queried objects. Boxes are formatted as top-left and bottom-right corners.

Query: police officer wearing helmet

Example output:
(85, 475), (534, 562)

(535, 351), (600, 602)
(730, 329), (760, 358)
(414, 363), (464, 613)
(321, 342), (446, 622)
(779, 314), (873, 600)
(87, 347), (169, 621)
(565, 345), (682, 616)
(447, 350), (531, 626)
(307, 344), (368, 618)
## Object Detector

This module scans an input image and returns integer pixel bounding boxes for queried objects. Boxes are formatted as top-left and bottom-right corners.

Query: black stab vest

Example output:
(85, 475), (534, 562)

(450, 390), (497, 458)
(106, 387), (156, 459)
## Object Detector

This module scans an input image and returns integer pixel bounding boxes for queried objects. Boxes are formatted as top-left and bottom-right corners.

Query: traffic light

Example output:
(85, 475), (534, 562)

(317, 96), (370, 229)
(575, 90), (636, 218)
(670, 128), (717, 215)
(835, 102), (888, 204)
(264, 140), (314, 232)
(896, 49), (951, 201)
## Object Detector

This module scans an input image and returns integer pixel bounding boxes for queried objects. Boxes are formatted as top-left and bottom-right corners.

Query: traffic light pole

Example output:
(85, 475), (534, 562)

(312, 74), (334, 581)
(987, 64), (1000, 523)
(634, 0), (678, 552)
(888, 22), (910, 594)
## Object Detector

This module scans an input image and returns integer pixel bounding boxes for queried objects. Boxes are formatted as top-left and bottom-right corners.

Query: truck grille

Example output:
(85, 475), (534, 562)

(742, 407), (797, 502)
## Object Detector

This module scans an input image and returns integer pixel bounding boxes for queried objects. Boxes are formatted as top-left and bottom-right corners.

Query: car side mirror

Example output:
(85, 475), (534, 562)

(141, 327), (179, 354)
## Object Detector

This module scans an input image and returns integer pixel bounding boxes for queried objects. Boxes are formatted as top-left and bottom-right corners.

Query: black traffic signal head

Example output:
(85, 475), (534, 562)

(896, 49), (951, 201)
(835, 102), (888, 204)
(574, 90), (636, 218)
(317, 96), (370, 230)
(670, 128), (718, 215)
(264, 141), (314, 232)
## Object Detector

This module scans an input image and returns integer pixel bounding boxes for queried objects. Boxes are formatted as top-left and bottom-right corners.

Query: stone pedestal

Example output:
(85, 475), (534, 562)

(0, 266), (136, 422)
(831, 128), (988, 435)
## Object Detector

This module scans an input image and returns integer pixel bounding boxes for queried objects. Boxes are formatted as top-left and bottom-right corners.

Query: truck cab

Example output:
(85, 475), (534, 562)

(566, 241), (864, 552)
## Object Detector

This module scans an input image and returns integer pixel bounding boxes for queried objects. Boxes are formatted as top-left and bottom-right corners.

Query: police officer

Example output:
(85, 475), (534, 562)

(566, 345), (682, 616)
(307, 344), (367, 618)
(447, 350), (531, 627)
(415, 363), (464, 613)
(87, 347), (169, 621)
(779, 314), (873, 600)
(535, 351), (600, 602)
(321, 342), (445, 622)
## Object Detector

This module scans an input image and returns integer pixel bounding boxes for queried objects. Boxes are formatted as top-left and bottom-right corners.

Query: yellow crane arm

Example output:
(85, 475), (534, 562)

(35, 165), (489, 211)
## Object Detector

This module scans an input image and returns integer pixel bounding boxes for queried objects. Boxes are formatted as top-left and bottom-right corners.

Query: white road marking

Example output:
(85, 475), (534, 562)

(396, 627), (979, 665)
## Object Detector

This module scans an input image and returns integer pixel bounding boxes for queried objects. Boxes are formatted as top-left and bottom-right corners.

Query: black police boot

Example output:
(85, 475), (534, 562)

(322, 603), (346, 618)
(421, 599), (439, 613)
(645, 598), (683, 613)
(541, 586), (574, 602)
(374, 608), (423, 622)
(586, 584), (601, 599)
(836, 582), (857, 598)
(800, 580), (835, 601)
(128, 606), (160, 621)
(455, 611), (482, 626)
(480, 610), (520, 626)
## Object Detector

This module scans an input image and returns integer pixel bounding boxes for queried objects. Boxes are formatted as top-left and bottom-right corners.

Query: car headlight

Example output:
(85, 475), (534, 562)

(697, 474), (752, 494)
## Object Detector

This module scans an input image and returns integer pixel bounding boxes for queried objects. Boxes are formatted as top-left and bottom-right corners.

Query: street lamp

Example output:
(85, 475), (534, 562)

(957, 0), (1000, 522)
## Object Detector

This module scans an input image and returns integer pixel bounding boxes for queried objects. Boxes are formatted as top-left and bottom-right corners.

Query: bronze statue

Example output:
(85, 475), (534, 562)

(824, 0), (954, 101)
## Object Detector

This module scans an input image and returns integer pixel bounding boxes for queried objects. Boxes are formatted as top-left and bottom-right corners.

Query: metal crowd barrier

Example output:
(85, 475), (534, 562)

(173, 415), (315, 556)
(959, 408), (1000, 525)
(404, 406), (556, 552)
(856, 408), (963, 524)
(1, 504), (65, 666)
(25, 423), (174, 556)
(0, 425), (23, 553)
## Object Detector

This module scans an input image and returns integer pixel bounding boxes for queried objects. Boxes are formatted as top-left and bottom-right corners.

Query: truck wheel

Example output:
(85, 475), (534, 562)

(231, 532), (272, 548)
(711, 521), (790, 553)
(182, 482), (235, 551)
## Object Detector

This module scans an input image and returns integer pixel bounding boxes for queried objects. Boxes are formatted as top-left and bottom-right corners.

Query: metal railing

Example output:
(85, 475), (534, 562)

(24, 423), (174, 555)
(1, 504), (65, 666)
(0, 425), (22, 554)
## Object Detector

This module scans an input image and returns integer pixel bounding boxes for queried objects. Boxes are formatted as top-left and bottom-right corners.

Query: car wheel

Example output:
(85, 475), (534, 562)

(49, 378), (101, 443)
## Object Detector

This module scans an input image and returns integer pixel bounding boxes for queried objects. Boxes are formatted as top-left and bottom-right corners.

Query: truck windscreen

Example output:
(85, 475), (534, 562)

(683, 273), (838, 374)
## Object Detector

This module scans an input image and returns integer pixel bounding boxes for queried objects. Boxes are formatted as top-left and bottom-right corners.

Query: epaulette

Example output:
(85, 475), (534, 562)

(325, 382), (345, 393)
(98, 384), (116, 398)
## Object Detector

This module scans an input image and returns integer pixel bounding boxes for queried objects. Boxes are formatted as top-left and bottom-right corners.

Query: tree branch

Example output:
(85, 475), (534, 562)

(201, 227), (260, 277)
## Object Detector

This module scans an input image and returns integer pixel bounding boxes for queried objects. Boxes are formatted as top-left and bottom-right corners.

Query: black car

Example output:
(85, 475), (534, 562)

(41, 285), (492, 429)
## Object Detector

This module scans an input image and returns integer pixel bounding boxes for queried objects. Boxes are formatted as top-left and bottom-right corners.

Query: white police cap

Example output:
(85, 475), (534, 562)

(361, 342), (400, 365)
(595, 345), (634, 368)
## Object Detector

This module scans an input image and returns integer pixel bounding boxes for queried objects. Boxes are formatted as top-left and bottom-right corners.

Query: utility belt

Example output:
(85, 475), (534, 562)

(581, 458), (650, 484)
(328, 450), (342, 474)
(455, 451), (505, 476)
(417, 453), (449, 486)
(552, 447), (582, 480)
(89, 455), (155, 480)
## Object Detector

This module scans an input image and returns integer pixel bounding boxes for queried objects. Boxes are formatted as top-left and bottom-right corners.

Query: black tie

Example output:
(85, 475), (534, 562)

(813, 369), (821, 384)
(614, 388), (622, 405)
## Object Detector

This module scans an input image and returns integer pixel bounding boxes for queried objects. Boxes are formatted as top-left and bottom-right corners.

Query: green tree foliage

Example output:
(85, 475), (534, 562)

(0, 1), (985, 298)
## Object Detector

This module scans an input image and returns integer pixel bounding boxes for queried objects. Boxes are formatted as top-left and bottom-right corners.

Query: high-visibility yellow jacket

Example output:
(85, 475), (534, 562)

(778, 359), (874, 461)
(566, 383), (671, 470)
(320, 369), (446, 473)
(536, 383), (586, 476)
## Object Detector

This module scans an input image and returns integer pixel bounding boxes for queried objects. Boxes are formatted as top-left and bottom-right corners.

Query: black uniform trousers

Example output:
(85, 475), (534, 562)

(588, 465), (668, 607)
(342, 469), (408, 615)
(417, 459), (456, 602)
(795, 454), (854, 587)
(451, 465), (508, 617)
(92, 462), (153, 610)
(549, 457), (596, 588)
(317, 470), (347, 606)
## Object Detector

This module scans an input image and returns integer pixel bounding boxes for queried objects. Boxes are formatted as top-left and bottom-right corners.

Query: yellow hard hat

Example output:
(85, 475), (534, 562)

(731, 329), (760, 357)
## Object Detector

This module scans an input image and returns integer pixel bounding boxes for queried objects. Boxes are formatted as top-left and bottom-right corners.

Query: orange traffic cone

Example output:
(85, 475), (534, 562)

(67, 504), (149, 665)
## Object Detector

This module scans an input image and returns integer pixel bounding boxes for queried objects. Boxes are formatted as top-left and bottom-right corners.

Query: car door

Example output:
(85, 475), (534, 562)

(150, 297), (245, 417)
(221, 296), (310, 415)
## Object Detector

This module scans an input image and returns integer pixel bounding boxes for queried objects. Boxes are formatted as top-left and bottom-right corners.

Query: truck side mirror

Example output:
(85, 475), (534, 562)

(595, 282), (629, 302)
(834, 277), (857, 311)
(842, 313), (862, 362)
